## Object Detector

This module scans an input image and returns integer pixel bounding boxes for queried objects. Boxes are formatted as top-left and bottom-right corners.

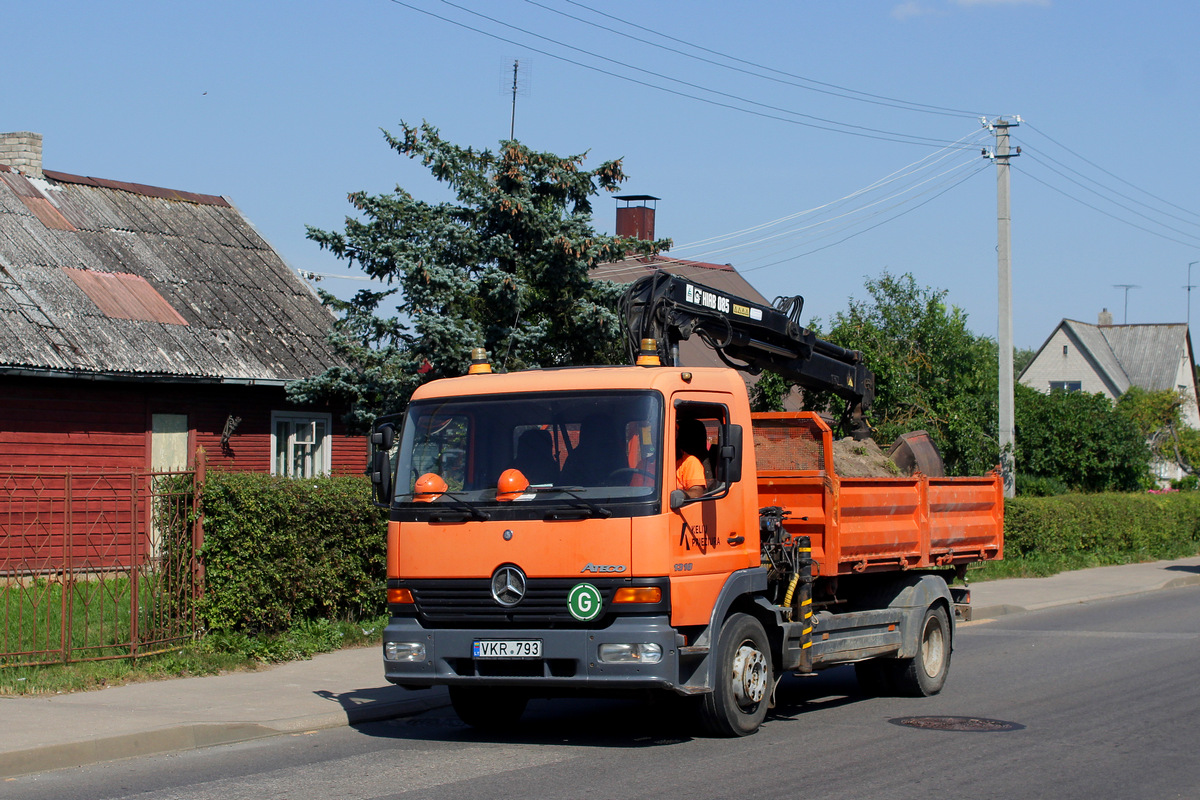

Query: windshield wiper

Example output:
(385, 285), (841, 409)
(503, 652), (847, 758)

(531, 485), (612, 519)
(395, 490), (491, 521)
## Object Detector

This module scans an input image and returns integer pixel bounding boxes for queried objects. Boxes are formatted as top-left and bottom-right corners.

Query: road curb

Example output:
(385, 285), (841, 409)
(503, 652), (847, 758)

(0, 689), (450, 779)
(968, 571), (1200, 622)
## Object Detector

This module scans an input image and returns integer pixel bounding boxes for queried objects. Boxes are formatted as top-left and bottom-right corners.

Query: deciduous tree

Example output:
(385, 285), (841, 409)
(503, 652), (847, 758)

(1016, 384), (1149, 493)
(811, 271), (998, 476)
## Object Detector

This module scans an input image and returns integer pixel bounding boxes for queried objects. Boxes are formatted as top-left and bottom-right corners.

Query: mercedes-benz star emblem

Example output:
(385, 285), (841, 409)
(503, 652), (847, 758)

(491, 565), (526, 607)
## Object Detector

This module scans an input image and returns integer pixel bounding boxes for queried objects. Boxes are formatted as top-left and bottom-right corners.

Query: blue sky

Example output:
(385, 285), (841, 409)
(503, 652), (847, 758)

(11, 0), (1200, 350)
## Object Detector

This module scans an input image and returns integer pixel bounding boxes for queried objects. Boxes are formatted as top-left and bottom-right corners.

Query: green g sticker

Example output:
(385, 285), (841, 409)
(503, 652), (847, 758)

(568, 583), (603, 621)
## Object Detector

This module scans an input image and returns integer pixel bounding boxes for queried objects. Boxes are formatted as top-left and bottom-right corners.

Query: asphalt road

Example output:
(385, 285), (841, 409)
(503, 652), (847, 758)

(9, 585), (1200, 800)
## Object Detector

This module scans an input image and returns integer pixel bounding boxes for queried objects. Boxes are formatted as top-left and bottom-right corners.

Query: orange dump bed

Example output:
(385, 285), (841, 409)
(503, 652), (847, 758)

(752, 413), (1004, 578)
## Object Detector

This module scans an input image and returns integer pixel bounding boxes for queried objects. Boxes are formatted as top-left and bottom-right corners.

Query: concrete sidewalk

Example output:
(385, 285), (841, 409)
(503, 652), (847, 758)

(3, 555), (1199, 778)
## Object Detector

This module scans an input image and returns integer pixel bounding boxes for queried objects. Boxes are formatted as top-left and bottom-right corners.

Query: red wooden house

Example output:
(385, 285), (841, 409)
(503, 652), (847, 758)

(0, 132), (366, 573)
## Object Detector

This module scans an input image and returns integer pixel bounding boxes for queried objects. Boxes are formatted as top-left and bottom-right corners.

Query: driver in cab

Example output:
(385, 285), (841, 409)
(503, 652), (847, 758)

(675, 418), (708, 499)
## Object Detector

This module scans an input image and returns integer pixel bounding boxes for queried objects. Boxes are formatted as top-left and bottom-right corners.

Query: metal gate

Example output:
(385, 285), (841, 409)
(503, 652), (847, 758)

(0, 464), (203, 666)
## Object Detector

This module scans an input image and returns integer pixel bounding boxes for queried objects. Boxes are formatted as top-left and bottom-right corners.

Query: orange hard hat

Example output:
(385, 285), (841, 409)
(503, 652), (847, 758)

(496, 468), (530, 502)
(413, 472), (449, 502)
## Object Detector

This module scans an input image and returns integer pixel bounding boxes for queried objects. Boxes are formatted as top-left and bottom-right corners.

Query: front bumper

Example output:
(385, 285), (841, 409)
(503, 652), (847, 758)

(383, 615), (682, 690)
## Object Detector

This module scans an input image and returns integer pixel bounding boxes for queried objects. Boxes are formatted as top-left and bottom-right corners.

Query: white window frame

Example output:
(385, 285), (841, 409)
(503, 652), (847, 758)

(271, 411), (333, 477)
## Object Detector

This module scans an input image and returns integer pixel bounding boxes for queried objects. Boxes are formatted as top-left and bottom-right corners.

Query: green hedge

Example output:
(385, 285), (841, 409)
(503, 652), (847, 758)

(1003, 492), (1200, 565)
(192, 475), (1200, 632)
(198, 473), (386, 634)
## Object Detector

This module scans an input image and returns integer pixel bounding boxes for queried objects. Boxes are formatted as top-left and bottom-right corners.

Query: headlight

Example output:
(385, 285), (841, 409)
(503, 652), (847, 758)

(598, 642), (663, 664)
(384, 641), (426, 662)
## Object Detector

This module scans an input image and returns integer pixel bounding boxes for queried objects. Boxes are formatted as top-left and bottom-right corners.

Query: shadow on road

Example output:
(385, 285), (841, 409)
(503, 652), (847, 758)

(1165, 564), (1200, 574)
(352, 665), (869, 748)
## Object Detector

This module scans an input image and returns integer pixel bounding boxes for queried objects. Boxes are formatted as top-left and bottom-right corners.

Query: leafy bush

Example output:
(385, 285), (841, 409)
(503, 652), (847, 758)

(1003, 492), (1200, 564)
(198, 473), (386, 634)
(1016, 473), (1070, 497)
(1015, 384), (1150, 492)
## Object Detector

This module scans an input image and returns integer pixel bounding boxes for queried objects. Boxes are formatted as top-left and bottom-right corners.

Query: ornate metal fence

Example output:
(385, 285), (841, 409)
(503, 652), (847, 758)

(0, 464), (203, 666)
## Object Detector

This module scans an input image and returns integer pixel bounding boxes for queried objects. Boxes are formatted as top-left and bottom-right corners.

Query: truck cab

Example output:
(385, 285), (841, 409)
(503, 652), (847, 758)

(378, 367), (774, 730)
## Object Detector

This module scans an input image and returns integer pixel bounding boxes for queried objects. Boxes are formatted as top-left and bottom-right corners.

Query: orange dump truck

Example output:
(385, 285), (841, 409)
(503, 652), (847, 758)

(372, 362), (1003, 736)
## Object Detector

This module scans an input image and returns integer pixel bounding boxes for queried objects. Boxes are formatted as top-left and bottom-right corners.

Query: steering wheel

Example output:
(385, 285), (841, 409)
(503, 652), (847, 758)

(605, 467), (655, 483)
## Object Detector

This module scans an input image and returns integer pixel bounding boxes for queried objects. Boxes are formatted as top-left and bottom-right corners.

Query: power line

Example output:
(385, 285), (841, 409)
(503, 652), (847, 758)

(525, 0), (986, 120)
(1024, 122), (1200, 222)
(739, 163), (990, 272)
(385, 0), (982, 149)
(670, 129), (990, 253)
(681, 156), (985, 263)
(436, 0), (972, 147)
(1021, 151), (1200, 244)
(594, 154), (985, 278)
(594, 136), (986, 280)
(1015, 163), (1200, 249)
(1018, 144), (1200, 232)
(559, 0), (988, 118)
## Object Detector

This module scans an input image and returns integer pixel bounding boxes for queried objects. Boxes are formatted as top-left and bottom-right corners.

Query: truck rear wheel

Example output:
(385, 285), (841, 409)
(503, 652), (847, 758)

(448, 685), (529, 730)
(890, 604), (950, 696)
(699, 612), (773, 736)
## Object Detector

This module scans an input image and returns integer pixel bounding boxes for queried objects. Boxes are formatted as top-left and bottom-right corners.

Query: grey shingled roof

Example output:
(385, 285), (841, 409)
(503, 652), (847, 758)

(1101, 322), (1191, 391)
(1061, 319), (1130, 395)
(0, 165), (341, 383)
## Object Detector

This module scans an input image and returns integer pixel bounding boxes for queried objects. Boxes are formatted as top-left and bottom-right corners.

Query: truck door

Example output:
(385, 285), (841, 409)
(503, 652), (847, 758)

(669, 397), (755, 627)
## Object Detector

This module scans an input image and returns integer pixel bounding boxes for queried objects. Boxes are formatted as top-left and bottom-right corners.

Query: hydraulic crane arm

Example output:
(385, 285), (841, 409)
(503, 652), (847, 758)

(620, 272), (876, 439)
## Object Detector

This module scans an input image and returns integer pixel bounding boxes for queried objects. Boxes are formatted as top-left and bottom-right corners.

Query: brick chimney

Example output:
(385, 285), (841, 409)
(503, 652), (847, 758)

(0, 132), (43, 178)
(615, 194), (658, 241)
(1098, 308), (1113, 326)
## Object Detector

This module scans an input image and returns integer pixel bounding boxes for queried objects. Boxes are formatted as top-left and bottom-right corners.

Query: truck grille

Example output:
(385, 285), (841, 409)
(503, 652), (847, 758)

(393, 577), (665, 629)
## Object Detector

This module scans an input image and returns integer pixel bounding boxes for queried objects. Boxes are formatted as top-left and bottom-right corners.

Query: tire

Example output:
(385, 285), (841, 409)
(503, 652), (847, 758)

(448, 685), (529, 730)
(698, 613), (773, 736)
(890, 604), (951, 697)
(854, 658), (894, 696)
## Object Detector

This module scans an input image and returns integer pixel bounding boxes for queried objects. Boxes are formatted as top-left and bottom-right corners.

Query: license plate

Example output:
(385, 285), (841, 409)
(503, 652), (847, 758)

(473, 639), (542, 659)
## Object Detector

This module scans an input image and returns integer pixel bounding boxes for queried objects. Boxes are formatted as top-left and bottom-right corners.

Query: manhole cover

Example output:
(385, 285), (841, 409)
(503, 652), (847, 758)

(891, 716), (1024, 732)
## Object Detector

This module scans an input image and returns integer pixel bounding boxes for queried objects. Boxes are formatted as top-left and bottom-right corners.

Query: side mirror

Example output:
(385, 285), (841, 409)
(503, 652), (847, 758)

(718, 423), (743, 484)
(371, 423), (396, 451)
(370, 450), (393, 506)
(669, 488), (688, 510)
(369, 422), (398, 507)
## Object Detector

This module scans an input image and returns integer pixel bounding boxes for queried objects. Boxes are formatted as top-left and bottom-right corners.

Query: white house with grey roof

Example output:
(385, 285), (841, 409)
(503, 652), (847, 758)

(1019, 310), (1199, 482)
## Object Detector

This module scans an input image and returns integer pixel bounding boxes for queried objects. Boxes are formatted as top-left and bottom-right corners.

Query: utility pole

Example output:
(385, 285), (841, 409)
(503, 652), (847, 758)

(1113, 284), (1139, 323)
(984, 116), (1019, 498)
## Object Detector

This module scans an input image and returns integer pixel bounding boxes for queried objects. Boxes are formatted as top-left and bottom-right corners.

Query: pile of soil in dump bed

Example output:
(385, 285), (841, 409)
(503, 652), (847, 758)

(831, 436), (904, 477)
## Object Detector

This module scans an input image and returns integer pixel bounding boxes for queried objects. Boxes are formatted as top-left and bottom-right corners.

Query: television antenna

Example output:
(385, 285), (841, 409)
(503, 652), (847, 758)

(501, 59), (532, 140)
(1113, 284), (1140, 324)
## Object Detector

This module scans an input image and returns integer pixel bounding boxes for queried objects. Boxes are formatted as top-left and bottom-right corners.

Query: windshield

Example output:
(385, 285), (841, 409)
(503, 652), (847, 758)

(393, 390), (663, 518)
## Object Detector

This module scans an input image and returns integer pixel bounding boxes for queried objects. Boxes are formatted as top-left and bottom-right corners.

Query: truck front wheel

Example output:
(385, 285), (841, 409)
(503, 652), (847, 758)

(448, 686), (529, 730)
(699, 613), (773, 736)
(891, 604), (951, 696)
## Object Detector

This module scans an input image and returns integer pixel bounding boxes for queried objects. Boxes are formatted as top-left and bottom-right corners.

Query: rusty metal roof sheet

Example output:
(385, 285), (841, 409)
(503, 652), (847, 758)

(64, 268), (189, 325)
(0, 165), (341, 382)
(0, 170), (76, 231)
(42, 169), (230, 207)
